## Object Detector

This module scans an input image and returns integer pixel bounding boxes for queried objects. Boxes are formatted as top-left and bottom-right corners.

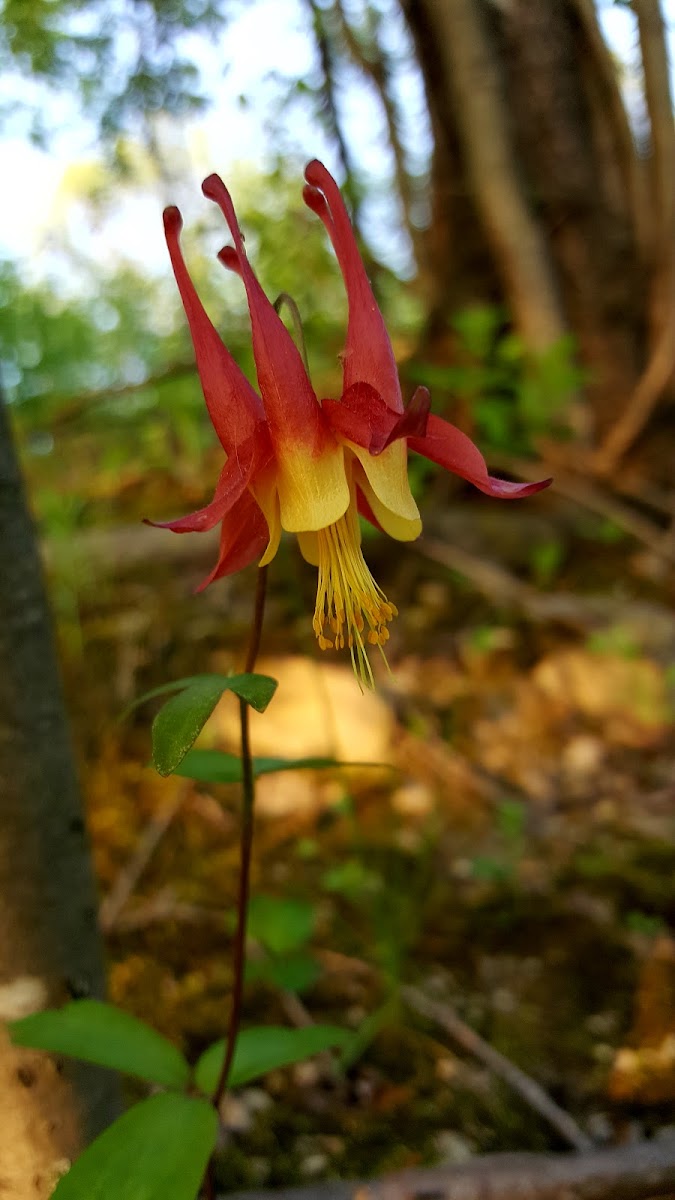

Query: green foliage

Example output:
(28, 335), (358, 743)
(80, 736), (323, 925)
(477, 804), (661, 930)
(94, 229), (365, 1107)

(175, 749), (345, 784)
(131, 673), (277, 775)
(10, 1000), (189, 1090)
(322, 857), (383, 901)
(193, 1025), (352, 1095)
(624, 910), (666, 938)
(496, 797), (527, 847)
(585, 625), (641, 658)
(528, 538), (565, 586)
(247, 895), (321, 994)
(470, 797), (527, 883)
(247, 953), (322, 994)
(0, 259), (183, 416)
(51, 1093), (216, 1200)
(0, 0), (223, 140)
(411, 305), (583, 456)
(247, 895), (316, 956)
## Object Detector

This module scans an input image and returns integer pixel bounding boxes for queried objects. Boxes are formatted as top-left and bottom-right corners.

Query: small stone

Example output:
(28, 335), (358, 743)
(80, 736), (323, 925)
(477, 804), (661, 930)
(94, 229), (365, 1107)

(593, 1043), (616, 1065)
(435, 1056), (458, 1083)
(321, 1135), (345, 1157)
(655, 1125), (675, 1144)
(434, 1131), (474, 1164)
(243, 1087), (273, 1114)
(391, 782), (435, 817)
(562, 735), (604, 778)
(585, 1012), (617, 1037)
(347, 1004), (367, 1027)
(219, 1095), (252, 1133)
(293, 1060), (321, 1088)
(301, 1153), (329, 1177)
(492, 987), (516, 1014)
(586, 1112), (613, 1143)
(452, 857), (474, 880)
(248, 1157), (270, 1184)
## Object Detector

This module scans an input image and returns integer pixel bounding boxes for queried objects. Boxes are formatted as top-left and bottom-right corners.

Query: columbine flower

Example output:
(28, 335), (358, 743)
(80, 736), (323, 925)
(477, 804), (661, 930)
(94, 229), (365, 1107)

(148, 161), (550, 687)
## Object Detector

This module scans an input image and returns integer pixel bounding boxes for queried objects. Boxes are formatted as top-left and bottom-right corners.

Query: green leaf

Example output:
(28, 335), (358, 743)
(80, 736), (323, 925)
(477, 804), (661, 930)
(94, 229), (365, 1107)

(151, 674), (277, 776)
(121, 676), (221, 721)
(52, 1093), (216, 1200)
(194, 1025), (352, 1095)
(245, 949), (322, 993)
(176, 750), (337, 783)
(248, 895), (316, 955)
(10, 1000), (190, 1091)
(225, 673), (278, 712)
(174, 749), (380, 784)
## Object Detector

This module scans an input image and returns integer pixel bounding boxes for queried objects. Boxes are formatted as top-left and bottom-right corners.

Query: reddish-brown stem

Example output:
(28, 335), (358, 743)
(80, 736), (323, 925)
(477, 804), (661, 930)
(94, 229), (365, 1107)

(203, 566), (268, 1199)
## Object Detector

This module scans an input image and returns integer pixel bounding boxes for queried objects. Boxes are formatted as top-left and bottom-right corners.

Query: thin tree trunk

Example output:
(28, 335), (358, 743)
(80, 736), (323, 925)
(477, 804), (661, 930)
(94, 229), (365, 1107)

(425, 0), (567, 353)
(0, 391), (120, 1191)
(595, 0), (675, 470)
(500, 0), (645, 440)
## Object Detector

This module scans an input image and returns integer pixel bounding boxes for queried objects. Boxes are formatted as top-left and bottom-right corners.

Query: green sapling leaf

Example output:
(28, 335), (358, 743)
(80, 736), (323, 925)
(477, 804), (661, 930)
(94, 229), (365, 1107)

(51, 1093), (216, 1200)
(247, 895), (316, 955)
(194, 1025), (352, 1095)
(10, 1000), (190, 1090)
(151, 673), (277, 775)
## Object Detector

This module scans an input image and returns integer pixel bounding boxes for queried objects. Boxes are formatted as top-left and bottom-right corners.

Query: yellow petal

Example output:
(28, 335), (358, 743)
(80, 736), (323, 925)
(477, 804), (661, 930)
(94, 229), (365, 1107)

(276, 441), (350, 533)
(297, 530), (319, 566)
(252, 472), (282, 566)
(349, 440), (421, 539)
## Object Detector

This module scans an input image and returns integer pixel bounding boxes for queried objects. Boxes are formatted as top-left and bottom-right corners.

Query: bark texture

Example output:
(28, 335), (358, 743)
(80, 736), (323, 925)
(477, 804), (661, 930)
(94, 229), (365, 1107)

(0, 393), (120, 1191)
(399, 0), (674, 465)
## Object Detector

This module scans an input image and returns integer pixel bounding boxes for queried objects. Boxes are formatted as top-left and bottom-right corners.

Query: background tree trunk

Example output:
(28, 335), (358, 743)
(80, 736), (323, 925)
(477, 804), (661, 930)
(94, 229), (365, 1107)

(0, 391), (120, 1194)
(400, 0), (674, 472)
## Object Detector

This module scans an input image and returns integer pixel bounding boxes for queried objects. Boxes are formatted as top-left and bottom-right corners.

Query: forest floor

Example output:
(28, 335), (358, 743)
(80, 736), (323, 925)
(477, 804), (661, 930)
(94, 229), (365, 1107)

(53, 484), (675, 1190)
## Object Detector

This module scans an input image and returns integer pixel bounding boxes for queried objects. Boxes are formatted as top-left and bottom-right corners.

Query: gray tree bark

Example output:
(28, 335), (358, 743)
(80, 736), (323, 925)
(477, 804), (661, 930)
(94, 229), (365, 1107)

(0, 391), (120, 1193)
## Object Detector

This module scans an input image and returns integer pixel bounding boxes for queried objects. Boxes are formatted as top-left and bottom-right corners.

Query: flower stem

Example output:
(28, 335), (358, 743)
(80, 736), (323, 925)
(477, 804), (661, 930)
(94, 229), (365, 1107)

(274, 292), (310, 373)
(204, 566), (268, 1198)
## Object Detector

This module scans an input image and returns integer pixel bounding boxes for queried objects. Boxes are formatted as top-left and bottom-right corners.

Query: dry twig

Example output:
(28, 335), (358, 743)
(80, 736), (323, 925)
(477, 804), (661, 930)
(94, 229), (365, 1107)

(401, 986), (592, 1152)
(315, 950), (590, 1153)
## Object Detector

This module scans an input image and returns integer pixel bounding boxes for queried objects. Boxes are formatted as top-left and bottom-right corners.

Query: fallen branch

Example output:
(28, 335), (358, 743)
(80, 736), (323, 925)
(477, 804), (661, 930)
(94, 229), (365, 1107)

(592, 324), (675, 477)
(401, 985), (592, 1152)
(219, 1137), (675, 1200)
(416, 537), (675, 646)
(486, 452), (675, 565)
(314, 951), (590, 1153)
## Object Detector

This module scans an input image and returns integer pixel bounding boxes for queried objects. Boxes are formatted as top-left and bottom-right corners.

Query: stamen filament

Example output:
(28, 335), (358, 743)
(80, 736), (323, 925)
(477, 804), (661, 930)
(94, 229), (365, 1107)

(312, 502), (397, 689)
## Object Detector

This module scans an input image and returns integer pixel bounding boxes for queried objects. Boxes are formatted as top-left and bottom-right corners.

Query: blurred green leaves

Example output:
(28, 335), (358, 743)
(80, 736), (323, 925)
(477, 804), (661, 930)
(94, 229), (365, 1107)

(0, 0), (224, 140)
(11, 999), (190, 1090)
(410, 304), (583, 456)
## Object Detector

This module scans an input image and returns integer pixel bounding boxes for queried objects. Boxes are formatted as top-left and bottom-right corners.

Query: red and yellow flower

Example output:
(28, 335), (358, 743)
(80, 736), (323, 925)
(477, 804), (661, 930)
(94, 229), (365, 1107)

(150, 161), (550, 686)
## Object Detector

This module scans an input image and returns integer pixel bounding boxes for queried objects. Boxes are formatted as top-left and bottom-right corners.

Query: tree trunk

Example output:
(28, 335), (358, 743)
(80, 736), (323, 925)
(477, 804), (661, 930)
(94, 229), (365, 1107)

(499, 0), (646, 439)
(0, 392), (120, 1195)
(403, 0), (568, 356)
(402, 0), (674, 471)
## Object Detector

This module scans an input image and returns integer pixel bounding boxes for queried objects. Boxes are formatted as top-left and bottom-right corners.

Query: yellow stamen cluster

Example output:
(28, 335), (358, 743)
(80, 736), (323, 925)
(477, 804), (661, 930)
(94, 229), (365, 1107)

(312, 503), (398, 689)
